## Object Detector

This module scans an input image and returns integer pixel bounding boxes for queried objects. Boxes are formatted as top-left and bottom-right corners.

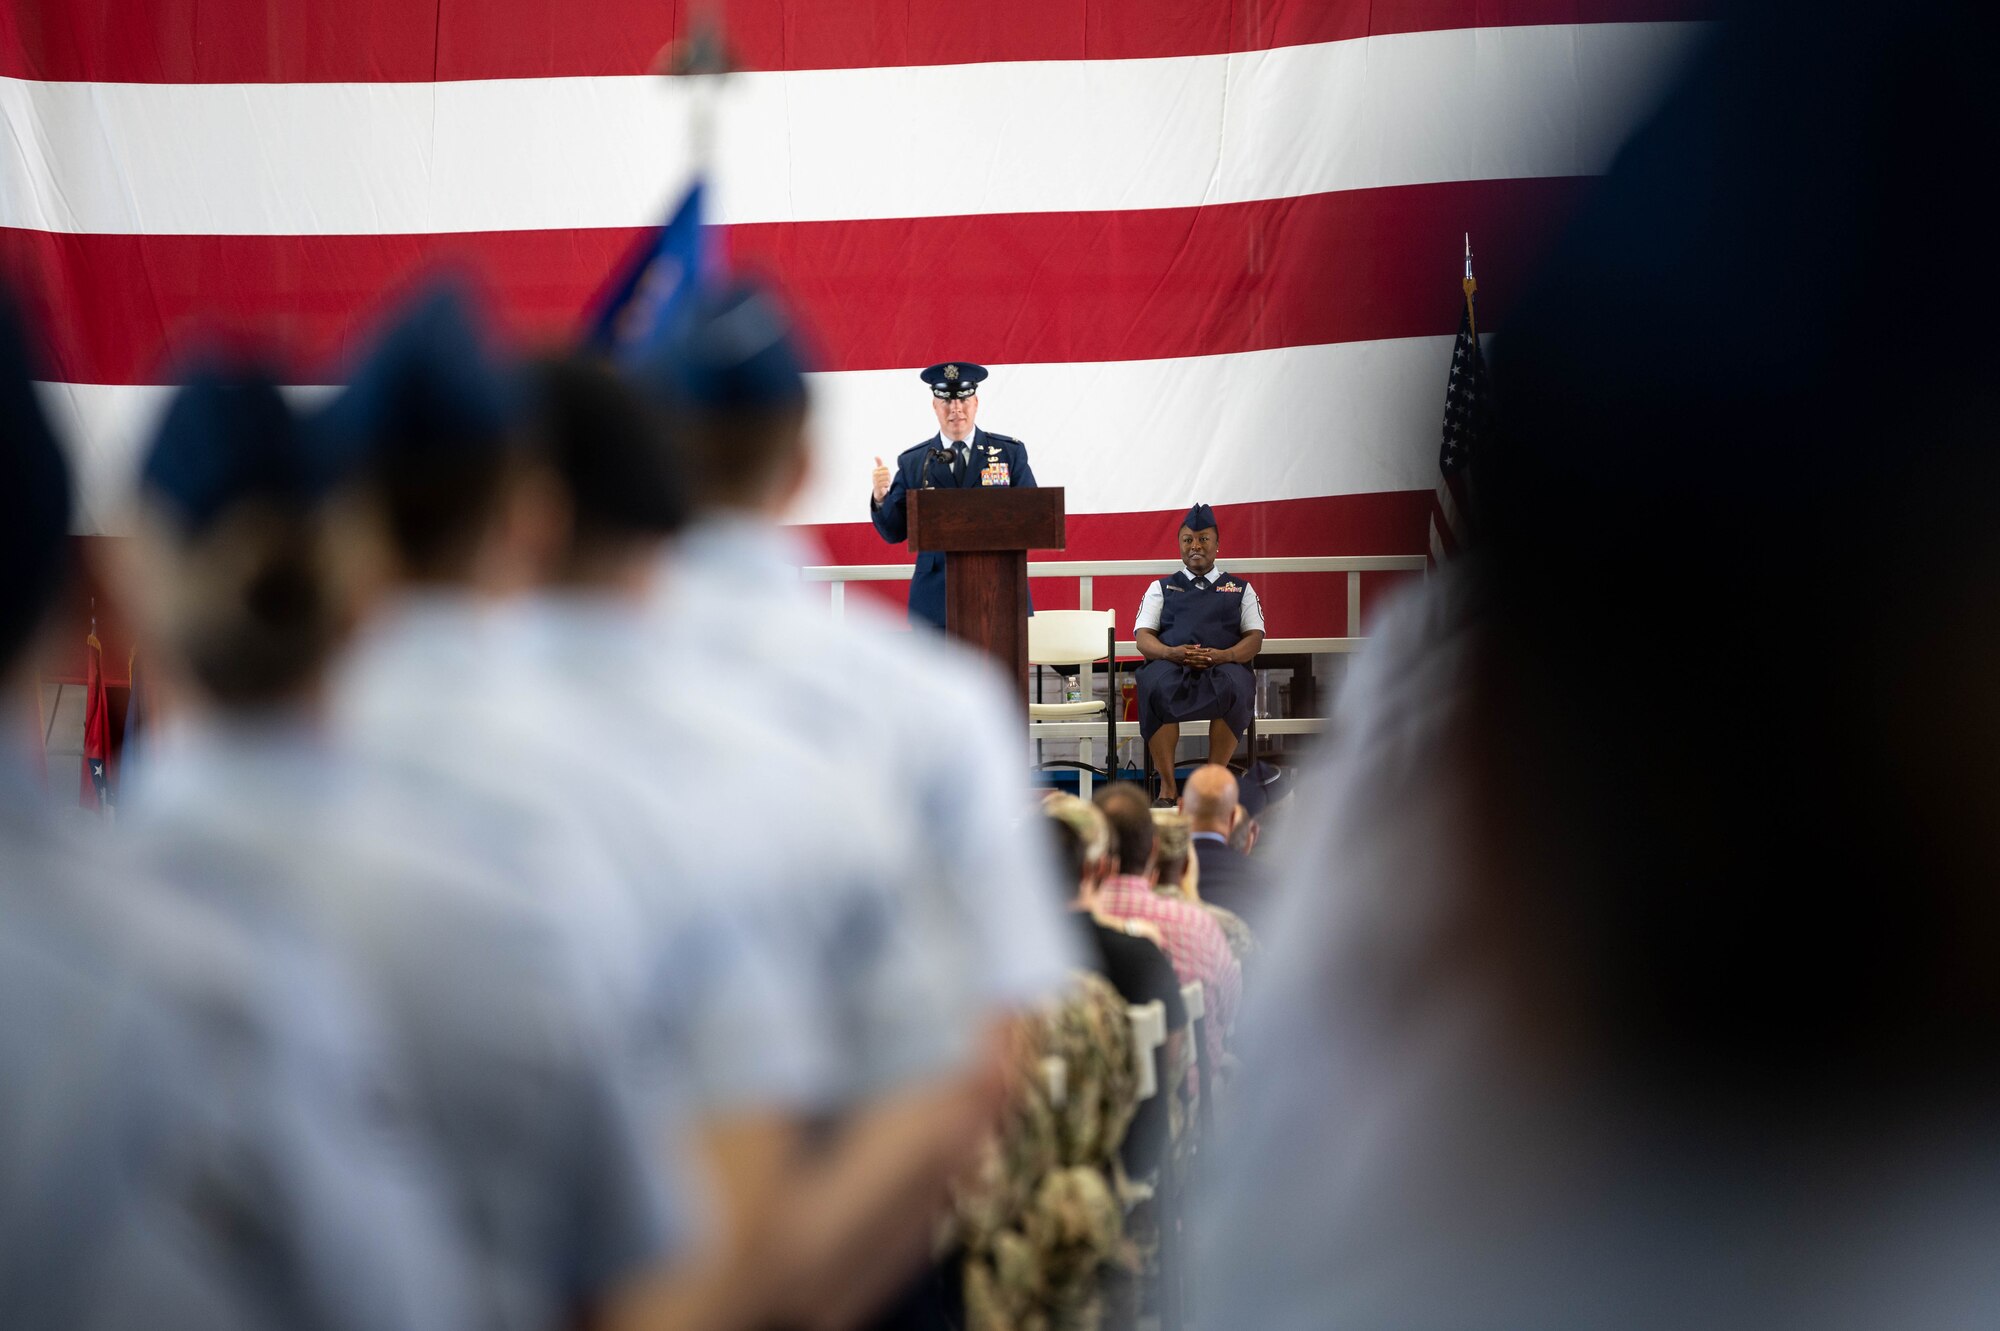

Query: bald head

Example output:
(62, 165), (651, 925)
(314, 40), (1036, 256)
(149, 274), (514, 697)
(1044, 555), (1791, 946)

(1181, 763), (1240, 834)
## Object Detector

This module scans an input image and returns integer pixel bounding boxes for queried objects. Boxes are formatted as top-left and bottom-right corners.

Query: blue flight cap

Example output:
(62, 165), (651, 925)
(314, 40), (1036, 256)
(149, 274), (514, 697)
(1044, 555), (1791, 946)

(0, 288), (73, 667)
(141, 363), (327, 533)
(1181, 502), (1218, 535)
(317, 284), (518, 467)
(648, 279), (807, 411)
(920, 361), (986, 400)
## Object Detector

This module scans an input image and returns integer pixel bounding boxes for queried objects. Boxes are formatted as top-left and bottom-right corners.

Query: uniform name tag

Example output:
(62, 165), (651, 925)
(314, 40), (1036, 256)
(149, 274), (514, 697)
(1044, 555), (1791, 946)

(981, 463), (1011, 486)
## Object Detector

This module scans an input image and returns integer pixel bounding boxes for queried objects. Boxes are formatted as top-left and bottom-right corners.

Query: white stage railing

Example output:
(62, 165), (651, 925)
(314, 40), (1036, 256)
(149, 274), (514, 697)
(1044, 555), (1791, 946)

(801, 554), (1428, 638)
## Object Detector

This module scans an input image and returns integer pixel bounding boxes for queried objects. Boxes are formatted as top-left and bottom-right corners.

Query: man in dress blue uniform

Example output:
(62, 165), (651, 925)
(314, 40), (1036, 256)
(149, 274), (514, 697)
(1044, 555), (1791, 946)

(868, 361), (1037, 629)
(1133, 504), (1265, 802)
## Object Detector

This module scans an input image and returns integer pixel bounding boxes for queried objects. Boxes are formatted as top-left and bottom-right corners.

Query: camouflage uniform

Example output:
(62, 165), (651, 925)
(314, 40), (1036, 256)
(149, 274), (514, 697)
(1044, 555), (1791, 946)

(1203, 903), (1258, 987)
(955, 971), (1139, 1331)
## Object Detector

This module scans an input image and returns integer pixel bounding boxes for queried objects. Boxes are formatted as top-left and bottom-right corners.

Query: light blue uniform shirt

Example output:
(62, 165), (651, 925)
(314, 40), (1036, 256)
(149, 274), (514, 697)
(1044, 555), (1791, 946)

(337, 594), (835, 1116)
(506, 592), (978, 1105)
(3, 747), (470, 1331)
(651, 517), (1081, 1016)
(123, 716), (684, 1331)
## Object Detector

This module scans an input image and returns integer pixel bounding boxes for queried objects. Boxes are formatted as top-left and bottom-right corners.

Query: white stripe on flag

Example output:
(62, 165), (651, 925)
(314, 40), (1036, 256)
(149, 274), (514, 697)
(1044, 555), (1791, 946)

(0, 23), (1701, 235)
(41, 335), (1458, 534)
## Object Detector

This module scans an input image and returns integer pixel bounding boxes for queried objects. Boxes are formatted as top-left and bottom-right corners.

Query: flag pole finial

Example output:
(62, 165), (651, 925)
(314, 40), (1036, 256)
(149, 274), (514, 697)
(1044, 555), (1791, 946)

(653, 1), (738, 173)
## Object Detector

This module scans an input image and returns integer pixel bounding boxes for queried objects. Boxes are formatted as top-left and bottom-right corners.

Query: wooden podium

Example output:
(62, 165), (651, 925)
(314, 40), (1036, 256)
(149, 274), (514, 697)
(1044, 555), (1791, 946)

(908, 486), (1066, 698)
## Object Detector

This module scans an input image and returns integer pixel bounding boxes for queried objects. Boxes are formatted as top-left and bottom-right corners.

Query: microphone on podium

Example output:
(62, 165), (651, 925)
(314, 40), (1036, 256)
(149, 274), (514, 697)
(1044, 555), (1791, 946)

(919, 444), (955, 489)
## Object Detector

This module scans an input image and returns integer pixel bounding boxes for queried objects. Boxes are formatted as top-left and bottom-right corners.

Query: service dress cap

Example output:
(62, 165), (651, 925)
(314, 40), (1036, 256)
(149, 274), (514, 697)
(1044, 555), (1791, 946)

(920, 361), (987, 400)
(1181, 502), (1218, 535)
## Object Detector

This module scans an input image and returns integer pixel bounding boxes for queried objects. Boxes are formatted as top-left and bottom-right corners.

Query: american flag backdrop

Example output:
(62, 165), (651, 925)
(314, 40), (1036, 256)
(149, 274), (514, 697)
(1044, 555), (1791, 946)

(1, 0), (1709, 639)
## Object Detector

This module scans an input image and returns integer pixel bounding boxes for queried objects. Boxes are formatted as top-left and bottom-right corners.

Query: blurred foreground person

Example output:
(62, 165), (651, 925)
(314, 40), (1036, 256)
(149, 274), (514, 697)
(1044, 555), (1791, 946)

(642, 281), (1076, 1028)
(1, 298), (465, 1331)
(323, 289), (850, 1331)
(520, 350), (1005, 1330)
(116, 358), (688, 1331)
(635, 283), (1081, 1327)
(1204, 2), (2000, 1326)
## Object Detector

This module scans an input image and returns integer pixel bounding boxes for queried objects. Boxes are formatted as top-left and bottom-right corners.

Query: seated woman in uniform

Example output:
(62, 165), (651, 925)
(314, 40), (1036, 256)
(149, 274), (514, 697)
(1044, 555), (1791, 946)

(1133, 504), (1265, 803)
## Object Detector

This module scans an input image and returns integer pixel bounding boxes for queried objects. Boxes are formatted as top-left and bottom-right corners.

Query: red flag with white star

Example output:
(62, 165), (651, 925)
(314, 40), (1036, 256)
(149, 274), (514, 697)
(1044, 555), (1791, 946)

(80, 631), (110, 812)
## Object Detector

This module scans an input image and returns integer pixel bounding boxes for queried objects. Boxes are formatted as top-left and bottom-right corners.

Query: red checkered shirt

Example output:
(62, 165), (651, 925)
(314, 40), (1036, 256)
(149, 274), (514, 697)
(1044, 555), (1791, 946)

(1095, 875), (1242, 1074)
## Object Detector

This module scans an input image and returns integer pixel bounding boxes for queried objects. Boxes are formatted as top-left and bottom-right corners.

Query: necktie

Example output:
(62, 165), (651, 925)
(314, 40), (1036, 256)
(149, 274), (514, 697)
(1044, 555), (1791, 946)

(951, 442), (967, 483)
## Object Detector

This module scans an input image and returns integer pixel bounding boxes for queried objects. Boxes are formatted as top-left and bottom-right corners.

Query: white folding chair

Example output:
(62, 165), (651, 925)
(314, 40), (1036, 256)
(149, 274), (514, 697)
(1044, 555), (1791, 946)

(1027, 608), (1120, 796)
(1128, 999), (1167, 1102)
(1181, 980), (1214, 1143)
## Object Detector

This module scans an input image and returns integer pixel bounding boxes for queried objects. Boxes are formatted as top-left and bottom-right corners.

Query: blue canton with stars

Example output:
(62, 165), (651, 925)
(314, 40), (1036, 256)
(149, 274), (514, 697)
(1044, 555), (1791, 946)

(1440, 294), (1493, 478)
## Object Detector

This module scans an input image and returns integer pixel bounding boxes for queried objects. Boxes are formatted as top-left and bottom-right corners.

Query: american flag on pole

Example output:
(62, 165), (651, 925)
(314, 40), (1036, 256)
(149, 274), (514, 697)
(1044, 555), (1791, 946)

(0, 1), (1711, 636)
(1430, 248), (1492, 566)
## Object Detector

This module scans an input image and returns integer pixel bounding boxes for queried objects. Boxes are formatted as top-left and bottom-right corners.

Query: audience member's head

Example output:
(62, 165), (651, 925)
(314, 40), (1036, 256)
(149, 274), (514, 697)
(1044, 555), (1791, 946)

(317, 285), (555, 592)
(640, 280), (812, 517)
(0, 290), (71, 682)
(1042, 792), (1112, 904)
(1093, 782), (1156, 879)
(523, 353), (686, 589)
(127, 361), (364, 707)
(1181, 764), (1239, 836)
(1151, 809), (1196, 900)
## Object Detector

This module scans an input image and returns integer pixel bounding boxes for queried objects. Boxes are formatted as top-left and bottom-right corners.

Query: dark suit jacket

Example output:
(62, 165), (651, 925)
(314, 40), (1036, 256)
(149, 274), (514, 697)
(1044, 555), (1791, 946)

(1194, 836), (1269, 928)
(868, 427), (1036, 629)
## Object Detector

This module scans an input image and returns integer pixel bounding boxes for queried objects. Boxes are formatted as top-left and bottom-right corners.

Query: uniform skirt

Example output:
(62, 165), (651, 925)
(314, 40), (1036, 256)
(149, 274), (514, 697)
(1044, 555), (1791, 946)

(1135, 659), (1254, 740)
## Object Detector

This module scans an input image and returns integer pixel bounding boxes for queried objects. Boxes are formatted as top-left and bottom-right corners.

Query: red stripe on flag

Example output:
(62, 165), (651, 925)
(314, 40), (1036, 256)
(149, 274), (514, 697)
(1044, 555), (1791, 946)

(1, 177), (1589, 386)
(1429, 494), (1461, 565)
(2, 0), (1722, 83)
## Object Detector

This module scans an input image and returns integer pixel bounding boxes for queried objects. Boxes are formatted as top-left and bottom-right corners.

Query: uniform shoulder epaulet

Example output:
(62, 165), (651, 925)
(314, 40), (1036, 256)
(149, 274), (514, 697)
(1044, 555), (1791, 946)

(979, 431), (1023, 447)
(897, 439), (935, 460)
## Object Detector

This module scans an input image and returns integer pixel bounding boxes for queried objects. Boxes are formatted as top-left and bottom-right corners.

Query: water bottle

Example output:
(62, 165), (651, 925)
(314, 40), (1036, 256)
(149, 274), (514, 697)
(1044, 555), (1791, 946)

(1063, 673), (1083, 704)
